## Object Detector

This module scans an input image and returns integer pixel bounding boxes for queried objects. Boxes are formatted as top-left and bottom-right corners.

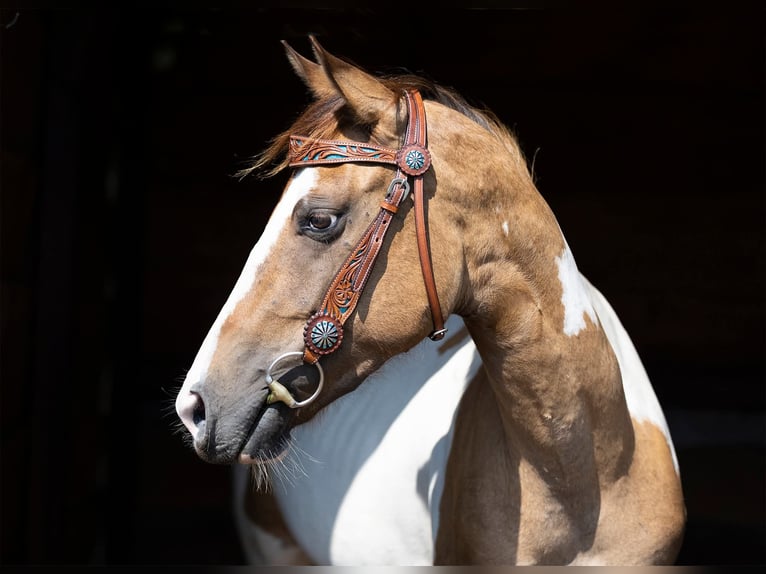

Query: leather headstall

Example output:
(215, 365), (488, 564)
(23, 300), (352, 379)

(287, 89), (447, 366)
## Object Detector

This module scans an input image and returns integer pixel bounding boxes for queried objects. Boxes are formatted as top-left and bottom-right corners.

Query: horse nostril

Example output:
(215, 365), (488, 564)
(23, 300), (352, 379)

(192, 393), (206, 425)
(176, 389), (207, 439)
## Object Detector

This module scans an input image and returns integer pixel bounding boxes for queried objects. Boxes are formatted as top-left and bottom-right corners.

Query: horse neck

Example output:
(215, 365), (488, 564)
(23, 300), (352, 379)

(449, 157), (635, 490)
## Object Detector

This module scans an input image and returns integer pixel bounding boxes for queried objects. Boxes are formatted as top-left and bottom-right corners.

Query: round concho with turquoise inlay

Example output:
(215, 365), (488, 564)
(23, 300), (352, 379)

(405, 149), (425, 171)
(397, 144), (431, 176)
(304, 312), (344, 356)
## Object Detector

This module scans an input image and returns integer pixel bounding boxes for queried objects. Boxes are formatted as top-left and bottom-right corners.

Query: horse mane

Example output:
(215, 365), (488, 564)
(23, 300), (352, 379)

(240, 72), (525, 179)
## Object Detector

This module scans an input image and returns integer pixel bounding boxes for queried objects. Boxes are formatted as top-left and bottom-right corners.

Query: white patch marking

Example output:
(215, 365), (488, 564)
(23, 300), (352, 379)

(175, 169), (318, 435)
(502, 220), (509, 237)
(555, 241), (598, 336)
(267, 315), (481, 565)
(583, 276), (680, 475)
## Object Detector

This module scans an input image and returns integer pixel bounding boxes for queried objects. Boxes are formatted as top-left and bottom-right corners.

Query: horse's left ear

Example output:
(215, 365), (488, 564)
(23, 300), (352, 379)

(309, 35), (397, 128)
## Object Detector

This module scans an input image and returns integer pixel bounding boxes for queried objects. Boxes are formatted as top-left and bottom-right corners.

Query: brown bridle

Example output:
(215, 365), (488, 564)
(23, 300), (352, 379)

(266, 90), (446, 408)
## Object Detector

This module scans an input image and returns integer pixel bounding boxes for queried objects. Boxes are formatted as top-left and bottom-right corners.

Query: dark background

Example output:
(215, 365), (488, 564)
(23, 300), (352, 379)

(1, 4), (764, 566)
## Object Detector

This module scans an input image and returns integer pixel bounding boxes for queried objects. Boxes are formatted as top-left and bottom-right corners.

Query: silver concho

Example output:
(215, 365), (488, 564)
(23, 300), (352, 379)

(304, 312), (344, 356)
(311, 319), (339, 350)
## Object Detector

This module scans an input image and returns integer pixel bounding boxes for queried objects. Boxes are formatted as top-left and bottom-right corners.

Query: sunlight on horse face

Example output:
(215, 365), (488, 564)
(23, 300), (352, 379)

(175, 151), (451, 464)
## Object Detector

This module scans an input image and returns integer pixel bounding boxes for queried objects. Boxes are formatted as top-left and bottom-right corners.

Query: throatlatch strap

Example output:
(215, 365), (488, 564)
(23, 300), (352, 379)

(287, 89), (446, 365)
(403, 91), (446, 342)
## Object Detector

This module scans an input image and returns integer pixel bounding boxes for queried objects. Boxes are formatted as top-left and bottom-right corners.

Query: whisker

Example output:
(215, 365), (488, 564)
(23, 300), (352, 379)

(160, 385), (180, 398)
(285, 441), (316, 481)
(170, 421), (190, 438)
(270, 451), (290, 490)
(250, 460), (272, 493)
(160, 398), (180, 419)
(283, 452), (304, 482)
(280, 453), (300, 485)
(269, 457), (286, 490)
(290, 439), (321, 465)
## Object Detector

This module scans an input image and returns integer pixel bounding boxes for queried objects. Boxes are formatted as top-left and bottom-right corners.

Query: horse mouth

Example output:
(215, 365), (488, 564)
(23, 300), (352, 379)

(186, 362), (319, 465)
(235, 400), (294, 464)
(235, 360), (321, 463)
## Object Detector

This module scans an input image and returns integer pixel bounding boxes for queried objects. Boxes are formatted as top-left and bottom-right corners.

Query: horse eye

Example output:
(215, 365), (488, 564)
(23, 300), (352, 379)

(308, 212), (337, 231)
(298, 208), (345, 241)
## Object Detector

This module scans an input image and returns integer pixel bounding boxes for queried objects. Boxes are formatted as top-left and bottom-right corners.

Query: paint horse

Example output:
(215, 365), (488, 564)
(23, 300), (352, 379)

(175, 38), (685, 565)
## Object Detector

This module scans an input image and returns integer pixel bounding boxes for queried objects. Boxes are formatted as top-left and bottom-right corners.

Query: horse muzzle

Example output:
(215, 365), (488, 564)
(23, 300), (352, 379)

(175, 358), (322, 464)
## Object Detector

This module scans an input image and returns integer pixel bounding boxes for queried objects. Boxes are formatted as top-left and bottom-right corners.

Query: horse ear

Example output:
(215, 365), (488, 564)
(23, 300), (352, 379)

(309, 35), (397, 127)
(281, 40), (337, 99)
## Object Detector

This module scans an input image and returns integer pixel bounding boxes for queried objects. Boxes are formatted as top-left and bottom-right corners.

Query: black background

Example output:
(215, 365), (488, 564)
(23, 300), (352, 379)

(1, 4), (764, 566)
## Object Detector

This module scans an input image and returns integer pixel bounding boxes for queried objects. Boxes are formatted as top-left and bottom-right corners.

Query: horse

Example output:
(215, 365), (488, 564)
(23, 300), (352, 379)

(174, 36), (686, 565)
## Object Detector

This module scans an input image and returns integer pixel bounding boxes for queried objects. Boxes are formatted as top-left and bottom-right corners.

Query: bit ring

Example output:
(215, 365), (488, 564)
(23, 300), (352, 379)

(265, 351), (324, 409)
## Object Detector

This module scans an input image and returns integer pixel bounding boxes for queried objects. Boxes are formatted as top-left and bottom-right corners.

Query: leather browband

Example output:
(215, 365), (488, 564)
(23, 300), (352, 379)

(288, 90), (447, 365)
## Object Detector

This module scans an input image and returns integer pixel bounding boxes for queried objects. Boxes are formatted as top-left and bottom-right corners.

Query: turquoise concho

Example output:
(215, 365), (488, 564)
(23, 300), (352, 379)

(397, 144), (431, 176)
(304, 312), (344, 356)
(406, 150), (425, 171)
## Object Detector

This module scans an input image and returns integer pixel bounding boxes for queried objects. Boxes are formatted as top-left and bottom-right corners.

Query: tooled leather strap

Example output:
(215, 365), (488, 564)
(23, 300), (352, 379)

(287, 89), (446, 365)
(300, 178), (410, 364)
(288, 137), (398, 166)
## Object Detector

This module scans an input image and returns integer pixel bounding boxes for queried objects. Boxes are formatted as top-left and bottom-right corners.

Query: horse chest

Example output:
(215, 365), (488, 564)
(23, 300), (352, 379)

(270, 316), (480, 565)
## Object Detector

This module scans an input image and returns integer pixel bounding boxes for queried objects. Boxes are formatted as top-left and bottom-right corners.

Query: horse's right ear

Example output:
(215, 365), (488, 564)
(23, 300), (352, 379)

(281, 40), (336, 99)
(309, 36), (396, 129)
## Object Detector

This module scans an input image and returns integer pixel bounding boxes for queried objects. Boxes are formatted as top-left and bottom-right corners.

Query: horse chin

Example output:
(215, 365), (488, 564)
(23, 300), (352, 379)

(238, 444), (289, 465)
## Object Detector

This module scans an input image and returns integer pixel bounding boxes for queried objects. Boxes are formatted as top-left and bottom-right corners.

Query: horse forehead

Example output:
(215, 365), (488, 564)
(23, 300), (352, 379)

(313, 161), (388, 194)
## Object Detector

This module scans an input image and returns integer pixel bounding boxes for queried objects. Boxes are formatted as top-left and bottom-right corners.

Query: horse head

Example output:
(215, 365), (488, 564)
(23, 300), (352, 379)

(175, 37), (488, 465)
